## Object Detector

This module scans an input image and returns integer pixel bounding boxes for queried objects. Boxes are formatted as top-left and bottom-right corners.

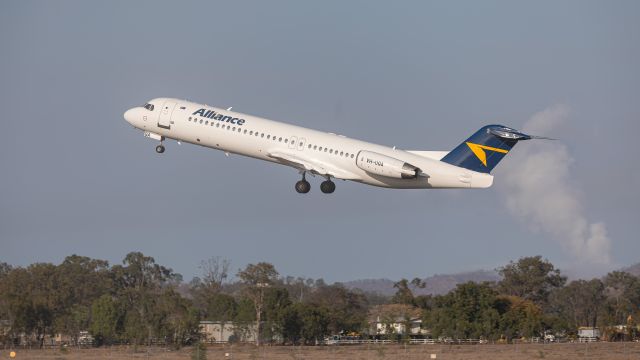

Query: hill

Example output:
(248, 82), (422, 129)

(343, 270), (500, 297)
(621, 262), (640, 277)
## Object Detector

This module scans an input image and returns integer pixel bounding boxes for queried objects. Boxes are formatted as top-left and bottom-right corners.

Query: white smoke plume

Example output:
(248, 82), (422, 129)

(499, 105), (612, 268)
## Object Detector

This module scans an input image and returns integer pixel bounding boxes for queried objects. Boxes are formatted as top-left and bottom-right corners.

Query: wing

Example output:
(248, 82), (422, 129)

(268, 150), (360, 180)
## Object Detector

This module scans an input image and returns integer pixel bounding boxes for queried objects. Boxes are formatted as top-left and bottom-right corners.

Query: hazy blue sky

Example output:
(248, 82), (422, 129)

(1, 1), (638, 282)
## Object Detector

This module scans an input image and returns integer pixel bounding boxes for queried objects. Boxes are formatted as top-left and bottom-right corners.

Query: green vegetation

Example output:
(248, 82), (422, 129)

(0, 254), (639, 347)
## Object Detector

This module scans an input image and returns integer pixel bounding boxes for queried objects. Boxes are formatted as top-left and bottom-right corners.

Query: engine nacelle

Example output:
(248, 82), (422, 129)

(355, 151), (421, 179)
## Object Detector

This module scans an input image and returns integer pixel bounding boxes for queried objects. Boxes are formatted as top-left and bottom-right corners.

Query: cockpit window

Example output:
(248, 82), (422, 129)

(143, 103), (154, 111)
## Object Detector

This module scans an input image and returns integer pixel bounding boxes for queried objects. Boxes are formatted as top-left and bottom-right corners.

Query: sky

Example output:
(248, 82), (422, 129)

(1, 1), (639, 283)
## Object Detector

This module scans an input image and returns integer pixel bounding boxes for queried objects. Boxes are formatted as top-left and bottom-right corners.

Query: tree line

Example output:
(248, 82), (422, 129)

(0, 254), (639, 348)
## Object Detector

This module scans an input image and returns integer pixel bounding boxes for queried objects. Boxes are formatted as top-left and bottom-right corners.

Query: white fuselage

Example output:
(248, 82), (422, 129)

(124, 98), (493, 189)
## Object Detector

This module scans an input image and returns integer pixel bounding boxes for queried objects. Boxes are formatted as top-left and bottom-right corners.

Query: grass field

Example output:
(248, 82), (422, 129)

(4, 342), (640, 359)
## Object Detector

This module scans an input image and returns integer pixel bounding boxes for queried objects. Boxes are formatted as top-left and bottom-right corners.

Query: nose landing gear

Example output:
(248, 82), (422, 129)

(155, 143), (165, 154)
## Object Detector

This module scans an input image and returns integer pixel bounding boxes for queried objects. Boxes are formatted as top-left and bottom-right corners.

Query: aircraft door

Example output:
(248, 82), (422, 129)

(158, 101), (176, 129)
(297, 137), (306, 151)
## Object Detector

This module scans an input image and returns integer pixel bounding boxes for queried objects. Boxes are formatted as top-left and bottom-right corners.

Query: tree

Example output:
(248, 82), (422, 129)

(191, 257), (233, 331)
(0, 264), (61, 346)
(496, 296), (543, 340)
(205, 293), (237, 322)
(232, 298), (256, 342)
(498, 256), (566, 305)
(603, 271), (640, 326)
(0, 262), (11, 279)
(0, 263), (13, 329)
(54, 255), (111, 343)
(423, 282), (501, 340)
(549, 279), (605, 330)
(391, 279), (413, 305)
(111, 252), (179, 345)
(263, 287), (291, 343)
(279, 303), (303, 344)
(391, 278), (425, 305)
(298, 304), (329, 344)
(307, 283), (368, 335)
(90, 294), (122, 345)
(278, 302), (330, 345)
(154, 289), (200, 348)
(199, 257), (230, 293)
(237, 262), (279, 345)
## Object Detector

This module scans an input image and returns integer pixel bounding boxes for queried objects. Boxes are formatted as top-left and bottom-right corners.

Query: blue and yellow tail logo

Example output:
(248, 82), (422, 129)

(441, 125), (522, 174)
(465, 142), (509, 167)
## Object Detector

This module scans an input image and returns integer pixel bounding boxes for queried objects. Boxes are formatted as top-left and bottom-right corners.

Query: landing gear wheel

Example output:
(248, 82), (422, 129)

(155, 144), (165, 153)
(320, 180), (335, 194)
(295, 180), (311, 194)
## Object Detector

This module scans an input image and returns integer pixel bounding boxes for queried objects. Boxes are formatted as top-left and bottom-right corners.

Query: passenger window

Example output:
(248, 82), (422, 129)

(329, 149), (333, 154)
(200, 119), (203, 124)
(250, 131), (253, 135)
(308, 144), (312, 149)
(278, 137), (282, 142)
(244, 129), (247, 134)
(284, 139), (288, 143)
(314, 145), (317, 150)
(232, 127), (236, 131)
(261, 133), (264, 138)
(216, 123), (220, 128)
(267, 135), (270, 139)
(351, 154), (354, 158)
(188, 117), (192, 121)
(205, 121), (209, 125)
(319, 147), (322, 151)
(324, 148), (328, 152)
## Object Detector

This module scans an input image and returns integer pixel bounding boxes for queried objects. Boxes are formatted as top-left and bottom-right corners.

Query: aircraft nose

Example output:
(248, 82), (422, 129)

(124, 108), (137, 125)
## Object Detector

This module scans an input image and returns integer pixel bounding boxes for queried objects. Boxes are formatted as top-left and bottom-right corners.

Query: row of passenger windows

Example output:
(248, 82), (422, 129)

(307, 143), (355, 158)
(188, 117), (356, 159)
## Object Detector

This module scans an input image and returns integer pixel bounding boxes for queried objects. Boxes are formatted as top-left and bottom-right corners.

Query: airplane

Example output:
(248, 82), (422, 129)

(124, 98), (543, 194)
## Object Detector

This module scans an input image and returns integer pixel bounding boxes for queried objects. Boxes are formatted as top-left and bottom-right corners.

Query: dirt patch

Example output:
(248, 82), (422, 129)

(4, 342), (640, 359)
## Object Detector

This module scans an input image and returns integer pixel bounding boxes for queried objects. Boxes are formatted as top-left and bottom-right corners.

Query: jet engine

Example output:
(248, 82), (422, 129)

(355, 151), (422, 179)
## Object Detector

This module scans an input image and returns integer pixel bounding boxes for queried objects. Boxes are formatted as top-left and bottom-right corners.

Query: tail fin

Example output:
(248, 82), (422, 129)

(441, 125), (535, 173)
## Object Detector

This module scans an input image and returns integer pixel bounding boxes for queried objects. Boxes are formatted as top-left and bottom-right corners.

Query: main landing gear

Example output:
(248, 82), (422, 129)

(294, 173), (335, 194)
(320, 179), (335, 194)
(295, 173), (311, 194)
